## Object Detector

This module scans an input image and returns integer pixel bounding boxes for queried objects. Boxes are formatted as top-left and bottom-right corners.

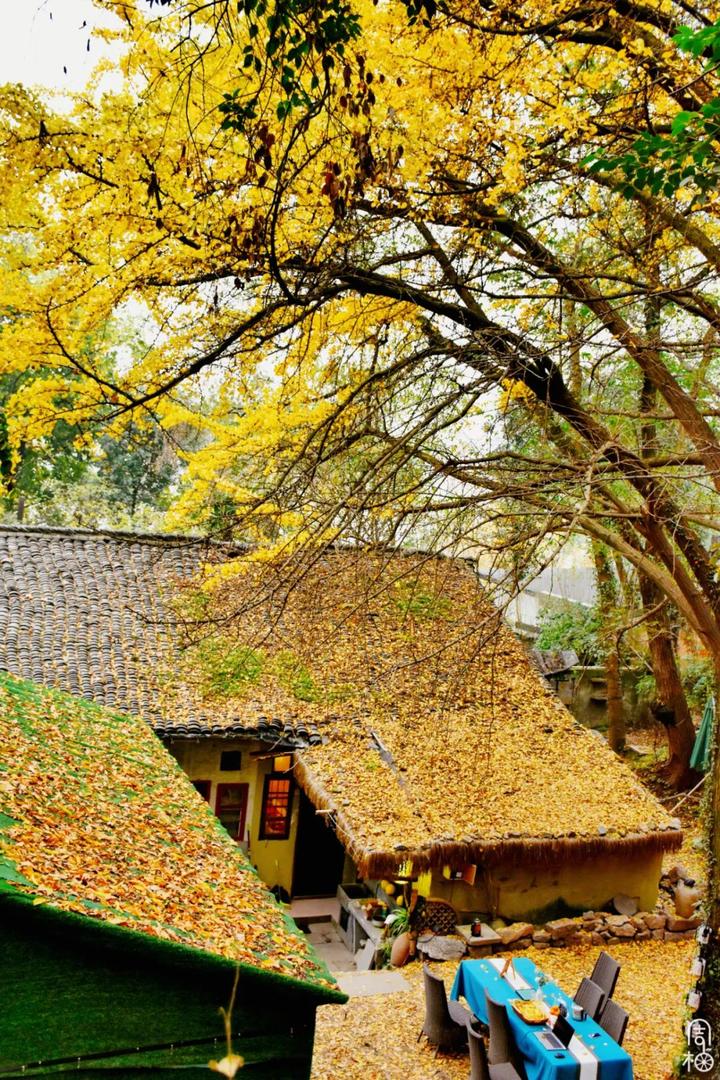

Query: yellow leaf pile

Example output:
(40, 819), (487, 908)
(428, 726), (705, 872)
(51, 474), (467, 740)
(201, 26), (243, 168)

(312, 943), (695, 1080)
(0, 672), (337, 994)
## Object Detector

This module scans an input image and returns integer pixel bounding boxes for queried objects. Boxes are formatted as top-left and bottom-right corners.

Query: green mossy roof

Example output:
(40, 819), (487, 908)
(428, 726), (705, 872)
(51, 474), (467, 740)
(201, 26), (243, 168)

(0, 673), (339, 999)
(2, 900), (319, 1077)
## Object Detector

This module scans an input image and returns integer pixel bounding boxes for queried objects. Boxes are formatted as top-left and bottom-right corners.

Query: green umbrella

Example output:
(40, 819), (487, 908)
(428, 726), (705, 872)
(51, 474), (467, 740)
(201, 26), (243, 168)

(690, 695), (715, 772)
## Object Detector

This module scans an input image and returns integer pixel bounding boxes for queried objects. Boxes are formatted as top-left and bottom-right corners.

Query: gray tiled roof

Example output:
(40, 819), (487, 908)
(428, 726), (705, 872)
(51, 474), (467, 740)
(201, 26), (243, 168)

(0, 525), (320, 746)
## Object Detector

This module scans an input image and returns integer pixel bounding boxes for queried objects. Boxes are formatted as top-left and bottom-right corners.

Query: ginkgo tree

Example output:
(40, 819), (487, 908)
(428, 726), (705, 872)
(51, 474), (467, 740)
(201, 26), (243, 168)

(3, 0), (720, 885)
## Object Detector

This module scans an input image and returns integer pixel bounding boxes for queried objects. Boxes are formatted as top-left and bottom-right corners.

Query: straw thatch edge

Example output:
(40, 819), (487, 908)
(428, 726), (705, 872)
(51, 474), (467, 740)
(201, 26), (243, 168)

(294, 758), (683, 880)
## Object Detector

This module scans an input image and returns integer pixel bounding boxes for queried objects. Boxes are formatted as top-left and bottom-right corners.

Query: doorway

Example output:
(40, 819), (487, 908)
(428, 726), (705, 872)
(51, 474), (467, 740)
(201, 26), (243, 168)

(292, 790), (346, 897)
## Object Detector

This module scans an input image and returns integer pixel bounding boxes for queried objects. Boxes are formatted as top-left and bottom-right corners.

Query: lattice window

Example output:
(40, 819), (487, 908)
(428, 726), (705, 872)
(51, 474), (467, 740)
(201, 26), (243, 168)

(259, 774), (293, 840)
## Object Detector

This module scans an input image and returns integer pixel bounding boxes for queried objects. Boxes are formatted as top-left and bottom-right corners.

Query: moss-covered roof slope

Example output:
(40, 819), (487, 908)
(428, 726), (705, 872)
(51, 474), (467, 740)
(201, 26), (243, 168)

(0, 672), (337, 996)
(175, 551), (682, 878)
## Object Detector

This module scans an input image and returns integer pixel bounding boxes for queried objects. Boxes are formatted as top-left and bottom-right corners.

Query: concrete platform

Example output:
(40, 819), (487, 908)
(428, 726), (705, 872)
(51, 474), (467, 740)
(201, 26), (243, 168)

(335, 970), (411, 997)
(290, 896), (341, 923)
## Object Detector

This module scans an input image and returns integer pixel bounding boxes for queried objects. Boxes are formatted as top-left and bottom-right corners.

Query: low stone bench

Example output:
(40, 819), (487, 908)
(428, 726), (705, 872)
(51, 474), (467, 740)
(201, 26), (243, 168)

(457, 923), (503, 956)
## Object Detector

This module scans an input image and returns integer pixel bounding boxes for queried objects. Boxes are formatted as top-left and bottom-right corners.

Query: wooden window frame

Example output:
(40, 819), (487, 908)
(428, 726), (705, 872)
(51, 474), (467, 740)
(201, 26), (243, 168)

(215, 782), (249, 842)
(259, 774), (294, 840)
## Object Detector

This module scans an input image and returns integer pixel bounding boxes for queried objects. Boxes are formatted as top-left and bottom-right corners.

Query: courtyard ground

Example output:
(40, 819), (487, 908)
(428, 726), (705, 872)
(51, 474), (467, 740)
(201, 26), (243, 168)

(311, 941), (695, 1080)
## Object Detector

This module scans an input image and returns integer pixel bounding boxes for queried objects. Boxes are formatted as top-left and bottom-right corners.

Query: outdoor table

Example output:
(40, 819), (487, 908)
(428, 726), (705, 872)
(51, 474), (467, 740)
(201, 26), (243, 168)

(451, 956), (633, 1080)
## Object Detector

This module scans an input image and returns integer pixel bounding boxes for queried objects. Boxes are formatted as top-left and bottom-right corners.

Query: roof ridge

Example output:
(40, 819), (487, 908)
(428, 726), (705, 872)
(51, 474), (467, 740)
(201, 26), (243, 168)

(0, 522), (230, 547)
(0, 524), (475, 564)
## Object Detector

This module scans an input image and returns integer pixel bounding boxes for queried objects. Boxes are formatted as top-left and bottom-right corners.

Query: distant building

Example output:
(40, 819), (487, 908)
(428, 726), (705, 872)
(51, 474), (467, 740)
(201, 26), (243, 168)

(475, 549), (596, 641)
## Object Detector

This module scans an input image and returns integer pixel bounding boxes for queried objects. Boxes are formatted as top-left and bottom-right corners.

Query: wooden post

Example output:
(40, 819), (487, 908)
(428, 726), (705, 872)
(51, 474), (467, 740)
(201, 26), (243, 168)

(592, 542), (625, 752)
(708, 676), (720, 931)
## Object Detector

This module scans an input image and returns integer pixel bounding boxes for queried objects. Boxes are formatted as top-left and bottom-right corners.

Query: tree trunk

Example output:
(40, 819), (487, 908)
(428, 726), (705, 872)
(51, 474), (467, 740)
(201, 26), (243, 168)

(604, 645), (625, 753)
(638, 290), (698, 789)
(592, 542), (625, 752)
(565, 300), (582, 398)
(638, 575), (699, 789)
(565, 297), (630, 758)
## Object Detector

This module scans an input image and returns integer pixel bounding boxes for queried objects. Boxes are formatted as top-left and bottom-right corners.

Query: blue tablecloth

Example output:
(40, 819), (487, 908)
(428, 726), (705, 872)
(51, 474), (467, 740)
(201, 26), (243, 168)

(451, 957), (633, 1080)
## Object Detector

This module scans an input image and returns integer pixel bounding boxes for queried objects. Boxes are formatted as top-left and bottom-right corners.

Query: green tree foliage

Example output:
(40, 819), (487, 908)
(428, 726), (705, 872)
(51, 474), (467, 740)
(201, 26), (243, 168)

(0, 408), (178, 529)
(0, 373), (89, 522)
(535, 603), (602, 666)
(97, 423), (177, 518)
(587, 21), (720, 194)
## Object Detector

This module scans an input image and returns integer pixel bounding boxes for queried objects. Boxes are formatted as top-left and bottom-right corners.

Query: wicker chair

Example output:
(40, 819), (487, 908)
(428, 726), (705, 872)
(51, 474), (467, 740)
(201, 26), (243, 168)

(418, 965), (470, 1054)
(599, 999), (629, 1046)
(484, 993), (527, 1079)
(590, 951), (621, 999)
(574, 976), (607, 1020)
(468, 1022), (522, 1080)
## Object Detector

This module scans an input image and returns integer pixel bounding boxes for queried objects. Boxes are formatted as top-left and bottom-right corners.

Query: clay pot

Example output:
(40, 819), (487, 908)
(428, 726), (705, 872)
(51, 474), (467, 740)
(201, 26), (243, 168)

(674, 880), (702, 918)
(391, 931), (411, 967)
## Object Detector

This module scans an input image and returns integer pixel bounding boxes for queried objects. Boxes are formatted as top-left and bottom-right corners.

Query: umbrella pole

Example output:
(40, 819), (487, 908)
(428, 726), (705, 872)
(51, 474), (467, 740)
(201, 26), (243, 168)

(709, 689), (720, 932)
(669, 775), (707, 815)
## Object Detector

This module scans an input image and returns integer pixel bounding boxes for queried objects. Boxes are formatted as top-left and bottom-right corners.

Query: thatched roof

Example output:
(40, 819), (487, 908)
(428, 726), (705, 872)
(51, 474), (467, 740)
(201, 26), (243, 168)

(0, 672), (339, 996)
(170, 548), (682, 877)
(0, 525), (321, 747)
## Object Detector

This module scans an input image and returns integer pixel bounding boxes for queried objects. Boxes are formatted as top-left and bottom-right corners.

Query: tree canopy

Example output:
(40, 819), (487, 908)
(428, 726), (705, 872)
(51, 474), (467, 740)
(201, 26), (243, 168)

(2, 1), (720, 659)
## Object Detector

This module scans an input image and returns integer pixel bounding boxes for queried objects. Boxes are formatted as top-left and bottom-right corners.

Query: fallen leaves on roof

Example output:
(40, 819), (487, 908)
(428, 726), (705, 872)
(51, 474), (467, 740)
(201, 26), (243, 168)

(312, 943), (694, 1080)
(0, 673), (336, 994)
(169, 551), (678, 869)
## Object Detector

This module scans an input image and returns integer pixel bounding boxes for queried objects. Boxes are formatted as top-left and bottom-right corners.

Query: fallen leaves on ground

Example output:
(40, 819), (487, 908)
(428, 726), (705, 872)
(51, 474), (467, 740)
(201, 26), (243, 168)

(312, 942), (695, 1080)
(522, 944), (694, 1079)
(662, 815), (706, 886)
(312, 960), (469, 1080)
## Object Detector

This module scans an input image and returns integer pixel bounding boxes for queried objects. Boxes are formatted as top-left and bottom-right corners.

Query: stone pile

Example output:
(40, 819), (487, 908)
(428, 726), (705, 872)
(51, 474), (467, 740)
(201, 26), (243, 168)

(492, 910), (701, 951)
